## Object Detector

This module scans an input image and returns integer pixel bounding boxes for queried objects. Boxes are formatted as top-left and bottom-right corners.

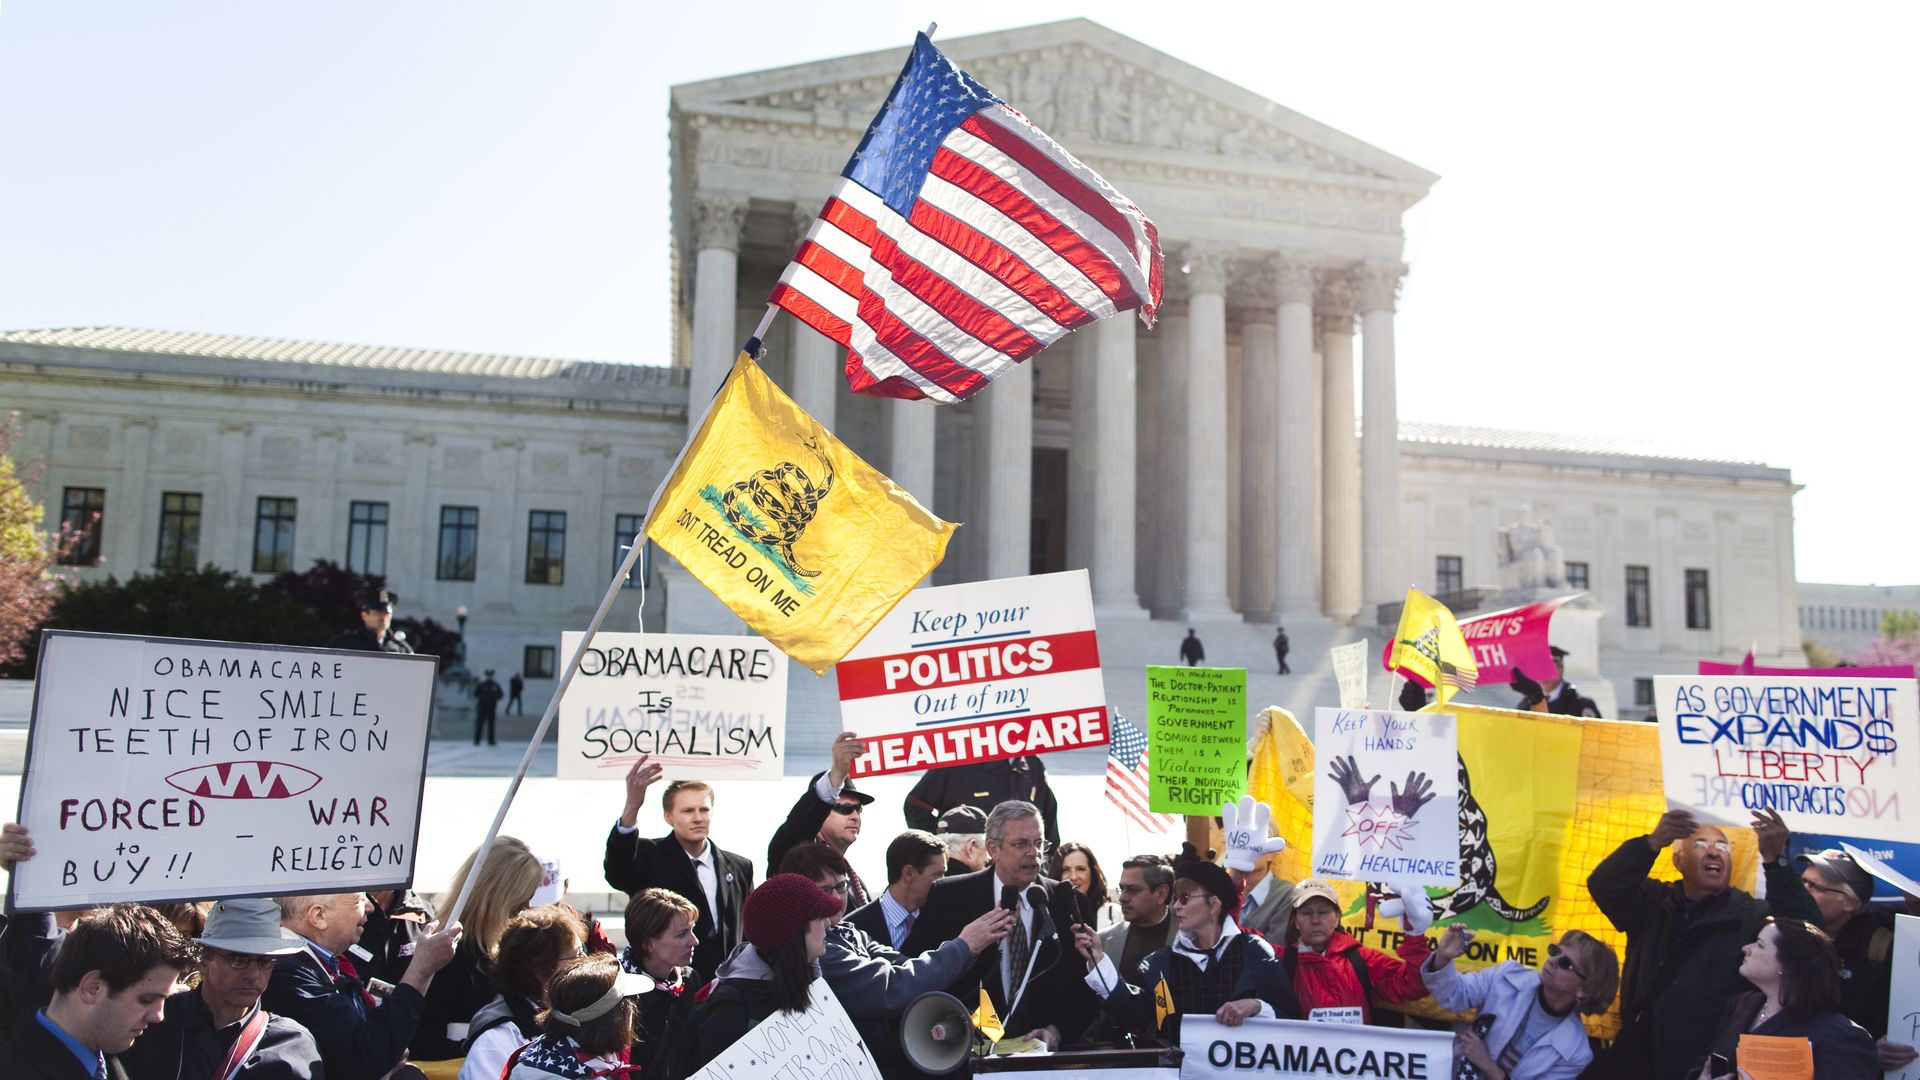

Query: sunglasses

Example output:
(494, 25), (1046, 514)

(830, 803), (864, 815)
(1546, 942), (1586, 979)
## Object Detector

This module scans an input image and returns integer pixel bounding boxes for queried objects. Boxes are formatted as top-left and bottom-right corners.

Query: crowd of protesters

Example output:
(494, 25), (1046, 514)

(0, 732), (1914, 1080)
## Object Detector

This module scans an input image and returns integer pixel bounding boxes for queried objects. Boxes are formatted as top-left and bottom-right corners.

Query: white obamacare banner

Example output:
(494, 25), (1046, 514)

(1311, 708), (1461, 886)
(556, 631), (787, 781)
(1180, 1016), (1452, 1080)
(10, 631), (437, 910)
(837, 569), (1108, 778)
(1654, 676), (1919, 843)
(688, 978), (882, 1080)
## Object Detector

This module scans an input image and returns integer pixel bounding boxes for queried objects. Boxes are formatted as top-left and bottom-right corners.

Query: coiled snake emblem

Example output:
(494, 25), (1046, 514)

(720, 437), (835, 580)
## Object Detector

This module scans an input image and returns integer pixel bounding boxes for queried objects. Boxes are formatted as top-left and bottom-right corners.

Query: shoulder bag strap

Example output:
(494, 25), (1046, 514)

(216, 1009), (272, 1080)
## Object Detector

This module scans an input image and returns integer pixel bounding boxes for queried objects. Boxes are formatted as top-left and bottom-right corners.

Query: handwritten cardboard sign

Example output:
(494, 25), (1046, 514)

(688, 978), (882, 1080)
(556, 631), (787, 781)
(1180, 1016), (1452, 1080)
(838, 570), (1107, 778)
(1145, 666), (1246, 814)
(1888, 915), (1920, 1080)
(1311, 708), (1461, 885)
(1330, 640), (1369, 710)
(10, 631), (436, 910)
(1654, 676), (1919, 843)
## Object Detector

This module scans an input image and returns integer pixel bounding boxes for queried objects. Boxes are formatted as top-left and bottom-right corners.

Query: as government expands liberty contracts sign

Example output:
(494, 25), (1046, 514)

(1312, 708), (1461, 887)
(556, 631), (787, 782)
(1145, 666), (1245, 815)
(837, 570), (1107, 778)
(1654, 676), (1919, 843)
(10, 631), (436, 911)
(1180, 1016), (1453, 1080)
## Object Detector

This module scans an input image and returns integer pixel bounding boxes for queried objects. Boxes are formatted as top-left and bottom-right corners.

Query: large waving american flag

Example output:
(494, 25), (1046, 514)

(1106, 714), (1177, 834)
(770, 33), (1162, 404)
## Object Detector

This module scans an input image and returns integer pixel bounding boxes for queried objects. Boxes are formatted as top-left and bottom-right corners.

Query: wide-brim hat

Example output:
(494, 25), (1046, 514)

(833, 781), (875, 807)
(197, 898), (303, 956)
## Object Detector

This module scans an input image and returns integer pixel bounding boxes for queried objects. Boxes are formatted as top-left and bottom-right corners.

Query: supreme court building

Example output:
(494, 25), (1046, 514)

(1, 21), (1807, 724)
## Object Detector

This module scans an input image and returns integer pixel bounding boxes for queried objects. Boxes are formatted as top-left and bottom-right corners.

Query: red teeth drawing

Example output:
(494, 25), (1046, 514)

(164, 761), (321, 799)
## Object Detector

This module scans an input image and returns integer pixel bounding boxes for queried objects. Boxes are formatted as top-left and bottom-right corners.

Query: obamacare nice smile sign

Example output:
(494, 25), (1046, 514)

(1656, 676), (1919, 843)
(836, 570), (1108, 778)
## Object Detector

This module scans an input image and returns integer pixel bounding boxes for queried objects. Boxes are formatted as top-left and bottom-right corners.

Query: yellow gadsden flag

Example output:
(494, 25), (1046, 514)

(1153, 976), (1175, 1030)
(645, 353), (955, 674)
(973, 987), (1004, 1044)
(1388, 587), (1479, 707)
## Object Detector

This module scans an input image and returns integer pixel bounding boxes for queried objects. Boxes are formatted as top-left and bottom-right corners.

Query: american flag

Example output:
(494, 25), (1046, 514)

(770, 33), (1162, 404)
(1105, 714), (1177, 833)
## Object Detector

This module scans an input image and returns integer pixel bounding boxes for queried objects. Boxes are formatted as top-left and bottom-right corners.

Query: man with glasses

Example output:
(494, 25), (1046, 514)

(1799, 848), (1916, 1072)
(1585, 808), (1821, 1080)
(903, 800), (1097, 1052)
(768, 731), (877, 908)
(123, 898), (324, 1079)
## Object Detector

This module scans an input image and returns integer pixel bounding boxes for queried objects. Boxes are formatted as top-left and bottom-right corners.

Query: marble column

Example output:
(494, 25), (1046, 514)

(1273, 254), (1320, 617)
(1357, 262), (1407, 610)
(1181, 245), (1235, 619)
(888, 400), (937, 509)
(689, 193), (749, 407)
(1150, 299), (1189, 617)
(483, 438), (523, 614)
(397, 433), (434, 590)
(1087, 315), (1141, 610)
(119, 417), (154, 573)
(1319, 274), (1361, 623)
(1067, 331), (1098, 575)
(217, 422), (251, 570)
(787, 206), (840, 428)
(309, 428), (342, 570)
(1233, 268), (1278, 621)
(982, 360), (1033, 580)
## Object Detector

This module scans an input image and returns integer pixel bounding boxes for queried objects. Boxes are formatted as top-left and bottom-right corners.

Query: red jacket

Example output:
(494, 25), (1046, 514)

(1286, 930), (1432, 1022)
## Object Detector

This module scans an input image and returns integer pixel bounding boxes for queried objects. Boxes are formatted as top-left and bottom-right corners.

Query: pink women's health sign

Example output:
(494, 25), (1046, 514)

(1382, 595), (1577, 688)
(1655, 676), (1920, 844)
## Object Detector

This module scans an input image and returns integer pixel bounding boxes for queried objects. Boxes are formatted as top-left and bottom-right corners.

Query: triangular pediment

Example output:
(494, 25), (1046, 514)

(673, 19), (1437, 193)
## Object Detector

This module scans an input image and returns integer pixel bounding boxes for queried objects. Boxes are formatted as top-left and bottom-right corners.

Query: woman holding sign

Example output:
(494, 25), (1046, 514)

(1695, 917), (1876, 1080)
(1422, 925), (1618, 1080)
(681, 874), (842, 1077)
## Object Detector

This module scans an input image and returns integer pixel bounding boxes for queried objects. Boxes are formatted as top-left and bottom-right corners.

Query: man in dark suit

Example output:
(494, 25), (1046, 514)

(846, 830), (946, 950)
(602, 754), (755, 979)
(902, 799), (1096, 1049)
(0, 904), (195, 1080)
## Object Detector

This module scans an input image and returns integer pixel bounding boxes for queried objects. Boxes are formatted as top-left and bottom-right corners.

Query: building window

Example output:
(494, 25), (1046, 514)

(345, 501), (389, 576)
(613, 513), (644, 587)
(58, 487), (105, 566)
(155, 492), (203, 571)
(1434, 555), (1463, 594)
(1685, 569), (1711, 629)
(1625, 565), (1651, 627)
(1634, 678), (1654, 706)
(526, 510), (566, 584)
(524, 645), (556, 679)
(437, 506), (479, 581)
(251, 497), (298, 573)
(1565, 561), (1589, 590)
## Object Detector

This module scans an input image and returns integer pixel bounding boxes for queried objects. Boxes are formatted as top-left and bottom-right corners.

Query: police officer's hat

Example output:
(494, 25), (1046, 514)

(356, 587), (397, 613)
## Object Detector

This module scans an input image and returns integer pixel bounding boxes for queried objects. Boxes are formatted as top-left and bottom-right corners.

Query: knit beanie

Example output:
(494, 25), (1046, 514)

(742, 873), (844, 953)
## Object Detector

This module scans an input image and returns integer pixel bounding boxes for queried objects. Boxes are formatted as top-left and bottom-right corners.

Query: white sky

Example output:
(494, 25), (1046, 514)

(0, 2), (1912, 586)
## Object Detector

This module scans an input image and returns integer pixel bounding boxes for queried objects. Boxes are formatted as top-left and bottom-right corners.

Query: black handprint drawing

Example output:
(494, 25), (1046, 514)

(1328, 755), (1379, 806)
(1390, 771), (1435, 820)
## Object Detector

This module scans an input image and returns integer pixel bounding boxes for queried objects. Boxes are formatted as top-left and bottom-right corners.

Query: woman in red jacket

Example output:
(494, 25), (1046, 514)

(1224, 877), (1434, 1025)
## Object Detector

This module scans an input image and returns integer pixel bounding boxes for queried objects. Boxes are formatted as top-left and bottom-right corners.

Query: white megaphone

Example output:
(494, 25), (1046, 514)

(901, 991), (975, 1075)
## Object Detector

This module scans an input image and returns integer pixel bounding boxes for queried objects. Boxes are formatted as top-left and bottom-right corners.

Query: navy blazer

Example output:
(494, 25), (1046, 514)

(0, 1011), (130, 1080)
(262, 947), (423, 1079)
(844, 898), (893, 949)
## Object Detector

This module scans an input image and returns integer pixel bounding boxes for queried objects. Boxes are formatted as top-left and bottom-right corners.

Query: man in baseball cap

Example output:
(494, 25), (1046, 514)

(1799, 848), (1912, 1067)
(122, 897), (325, 1079)
(935, 805), (989, 877)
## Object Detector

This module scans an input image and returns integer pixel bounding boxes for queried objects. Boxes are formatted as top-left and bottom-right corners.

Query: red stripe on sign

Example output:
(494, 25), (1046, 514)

(849, 708), (1110, 778)
(930, 147), (1129, 308)
(836, 629), (1102, 701)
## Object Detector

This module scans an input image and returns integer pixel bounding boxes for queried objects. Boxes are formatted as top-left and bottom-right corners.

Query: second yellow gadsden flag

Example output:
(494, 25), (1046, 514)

(1388, 587), (1479, 707)
(645, 352), (956, 674)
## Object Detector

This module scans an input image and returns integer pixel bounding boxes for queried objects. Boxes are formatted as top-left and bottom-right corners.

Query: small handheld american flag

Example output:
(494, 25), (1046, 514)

(1106, 713), (1177, 833)
(771, 32), (1162, 404)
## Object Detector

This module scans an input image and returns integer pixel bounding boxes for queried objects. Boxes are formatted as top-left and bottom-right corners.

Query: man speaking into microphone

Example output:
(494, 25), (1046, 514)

(903, 800), (1096, 1050)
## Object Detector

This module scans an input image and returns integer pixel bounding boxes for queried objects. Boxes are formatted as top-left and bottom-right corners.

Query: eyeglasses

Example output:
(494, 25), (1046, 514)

(1802, 878), (1857, 901)
(820, 878), (851, 896)
(996, 838), (1050, 856)
(1688, 838), (1733, 853)
(830, 803), (863, 815)
(1546, 943), (1586, 979)
(206, 950), (280, 973)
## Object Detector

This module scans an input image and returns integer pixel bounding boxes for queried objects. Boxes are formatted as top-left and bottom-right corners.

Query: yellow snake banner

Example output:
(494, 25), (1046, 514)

(1249, 703), (1760, 1037)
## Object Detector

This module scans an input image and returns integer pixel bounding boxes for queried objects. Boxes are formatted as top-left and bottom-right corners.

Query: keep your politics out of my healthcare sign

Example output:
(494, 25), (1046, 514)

(556, 631), (788, 782)
(11, 631), (437, 911)
(1655, 675), (1919, 843)
(836, 569), (1107, 778)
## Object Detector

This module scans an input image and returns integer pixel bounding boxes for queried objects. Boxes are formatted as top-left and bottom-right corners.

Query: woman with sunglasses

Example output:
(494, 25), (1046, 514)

(1424, 924), (1619, 1080)
(1695, 917), (1876, 1080)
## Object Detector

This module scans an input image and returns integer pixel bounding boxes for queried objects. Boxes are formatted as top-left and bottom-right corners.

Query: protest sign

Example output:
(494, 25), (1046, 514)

(11, 631), (436, 911)
(1889, 915), (1920, 1080)
(1311, 709), (1460, 885)
(1180, 1016), (1452, 1080)
(1145, 666), (1245, 814)
(1699, 660), (1917, 679)
(1654, 676), (1919, 843)
(1329, 640), (1368, 710)
(1457, 597), (1575, 685)
(556, 631), (787, 781)
(687, 978), (882, 1080)
(838, 570), (1107, 778)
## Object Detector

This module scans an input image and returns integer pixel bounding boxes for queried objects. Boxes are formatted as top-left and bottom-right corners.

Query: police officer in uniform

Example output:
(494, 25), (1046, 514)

(904, 756), (1060, 852)
(326, 587), (413, 653)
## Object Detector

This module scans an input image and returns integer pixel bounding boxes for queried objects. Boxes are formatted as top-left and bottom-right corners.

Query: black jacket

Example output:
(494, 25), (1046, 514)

(353, 890), (434, 987)
(1584, 836), (1823, 1080)
(602, 827), (753, 980)
(0, 911), (62, 1038)
(767, 771), (870, 907)
(902, 757), (1061, 851)
(0, 1011), (129, 1080)
(120, 989), (324, 1080)
(844, 898), (892, 948)
(1704, 991), (1878, 1080)
(324, 626), (412, 653)
(410, 941), (493, 1060)
(262, 947), (423, 1080)
(900, 868), (1095, 1039)
(1833, 905), (1896, 1038)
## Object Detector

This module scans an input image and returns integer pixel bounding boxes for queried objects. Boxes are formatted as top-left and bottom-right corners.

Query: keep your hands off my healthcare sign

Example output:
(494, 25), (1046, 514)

(837, 569), (1107, 778)
(1312, 708), (1461, 886)
(1655, 676), (1919, 843)
(11, 631), (437, 910)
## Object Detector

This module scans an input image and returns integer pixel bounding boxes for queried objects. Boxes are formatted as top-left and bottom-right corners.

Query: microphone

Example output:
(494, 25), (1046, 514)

(1001, 884), (1020, 913)
(1024, 884), (1047, 912)
(1068, 887), (1091, 928)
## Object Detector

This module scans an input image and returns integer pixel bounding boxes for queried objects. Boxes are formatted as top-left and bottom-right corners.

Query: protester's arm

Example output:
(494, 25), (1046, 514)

(1752, 809), (1820, 923)
(1586, 832), (1667, 933)
(1364, 935), (1436, 1004)
(822, 933), (978, 1018)
(767, 771), (836, 874)
(268, 959), (427, 1079)
(1082, 949), (1156, 1034)
(1419, 954), (1503, 1014)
